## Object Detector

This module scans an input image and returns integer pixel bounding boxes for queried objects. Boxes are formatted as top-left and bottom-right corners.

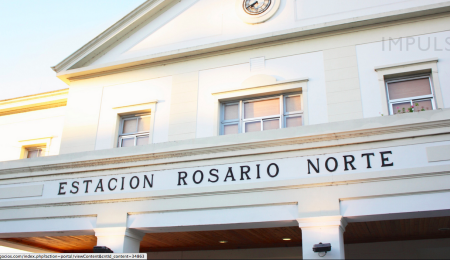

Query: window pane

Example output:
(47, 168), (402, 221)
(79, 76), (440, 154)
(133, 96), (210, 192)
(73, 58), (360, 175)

(224, 104), (239, 121)
(286, 96), (302, 112)
(138, 116), (151, 132)
(392, 102), (412, 114)
(136, 135), (149, 146)
(387, 78), (432, 100)
(414, 99), (433, 112)
(121, 137), (135, 147)
(123, 119), (137, 134)
(244, 98), (280, 119)
(224, 124), (239, 135)
(27, 150), (40, 158)
(286, 116), (303, 128)
(263, 119), (279, 130)
(245, 121), (261, 132)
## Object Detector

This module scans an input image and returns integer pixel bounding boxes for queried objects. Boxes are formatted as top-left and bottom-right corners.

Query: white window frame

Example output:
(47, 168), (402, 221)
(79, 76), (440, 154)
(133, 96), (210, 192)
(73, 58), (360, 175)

(26, 147), (43, 158)
(118, 114), (151, 147)
(385, 75), (436, 115)
(220, 93), (303, 135)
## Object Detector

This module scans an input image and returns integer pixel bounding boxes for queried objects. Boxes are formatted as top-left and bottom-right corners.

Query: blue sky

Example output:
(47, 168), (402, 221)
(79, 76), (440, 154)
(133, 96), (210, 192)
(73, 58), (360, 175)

(0, 1), (145, 252)
(0, 0), (146, 101)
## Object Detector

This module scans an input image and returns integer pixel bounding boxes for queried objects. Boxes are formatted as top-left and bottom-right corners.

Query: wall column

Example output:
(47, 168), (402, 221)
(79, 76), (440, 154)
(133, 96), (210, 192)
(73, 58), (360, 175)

(94, 227), (144, 253)
(297, 216), (347, 259)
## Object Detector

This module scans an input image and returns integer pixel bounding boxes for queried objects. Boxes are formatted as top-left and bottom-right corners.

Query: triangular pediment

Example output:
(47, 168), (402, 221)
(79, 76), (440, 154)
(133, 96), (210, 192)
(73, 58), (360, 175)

(54, 0), (450, 82)
(90, 0), (225, 66)
(59, 0), (294, 72)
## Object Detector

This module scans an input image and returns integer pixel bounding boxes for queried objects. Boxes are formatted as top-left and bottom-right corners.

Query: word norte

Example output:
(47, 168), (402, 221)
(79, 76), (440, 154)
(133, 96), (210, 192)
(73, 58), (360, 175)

(178, 163), (280, 185)
(307, 151), (394, 174)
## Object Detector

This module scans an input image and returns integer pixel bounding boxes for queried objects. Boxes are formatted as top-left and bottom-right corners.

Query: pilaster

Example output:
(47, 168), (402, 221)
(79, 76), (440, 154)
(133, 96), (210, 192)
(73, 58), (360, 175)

(297, 216), (347, 259)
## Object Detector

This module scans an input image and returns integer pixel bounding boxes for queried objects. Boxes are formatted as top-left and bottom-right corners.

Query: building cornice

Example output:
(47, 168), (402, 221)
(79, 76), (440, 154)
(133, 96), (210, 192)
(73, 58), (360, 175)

(51, 0), (177, 74)
(1, 109), (450, 182)
(374, 57), (439, 71)
(54, 2), (450, 83)
(0, 89), (68, 116)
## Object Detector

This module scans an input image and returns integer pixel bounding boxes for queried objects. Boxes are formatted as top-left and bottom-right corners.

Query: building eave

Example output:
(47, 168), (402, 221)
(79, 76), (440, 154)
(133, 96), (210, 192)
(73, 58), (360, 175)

(51, 0), (177, 75)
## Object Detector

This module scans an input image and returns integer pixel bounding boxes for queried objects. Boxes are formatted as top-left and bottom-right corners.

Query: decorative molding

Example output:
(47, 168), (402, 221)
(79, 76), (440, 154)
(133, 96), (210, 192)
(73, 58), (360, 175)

(212, 77), (308, 95)
(128, 202), (298, 215)
(0, 185), (43, 199)
(113, 100), (158, 110)
(0, 110), (449, 180)
(2, 168), (449, 210)
(374, 57), (439, 71)
(297, 216), (347, 229)
(0, 89), (68, 117)
(56, 3), (450, 82)
(51, 0), (177, 74)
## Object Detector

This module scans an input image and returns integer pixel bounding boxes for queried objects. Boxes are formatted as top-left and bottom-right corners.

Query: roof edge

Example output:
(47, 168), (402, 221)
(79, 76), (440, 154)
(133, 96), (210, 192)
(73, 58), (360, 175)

(51, 0), (174, 74)
(56, 1), (450, 83)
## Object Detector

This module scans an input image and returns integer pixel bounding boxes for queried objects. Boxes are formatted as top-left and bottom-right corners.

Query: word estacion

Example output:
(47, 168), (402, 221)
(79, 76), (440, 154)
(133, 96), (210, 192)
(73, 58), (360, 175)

(58, 175), (154, 195)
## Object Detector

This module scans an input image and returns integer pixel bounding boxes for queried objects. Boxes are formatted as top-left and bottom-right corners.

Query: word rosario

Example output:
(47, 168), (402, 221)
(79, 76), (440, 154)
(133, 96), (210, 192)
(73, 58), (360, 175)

(177, 163), (280, 186)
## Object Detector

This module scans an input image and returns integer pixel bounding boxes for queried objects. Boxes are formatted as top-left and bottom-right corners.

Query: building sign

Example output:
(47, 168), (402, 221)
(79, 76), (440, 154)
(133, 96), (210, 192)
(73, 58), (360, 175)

(38, 141), (448, 199)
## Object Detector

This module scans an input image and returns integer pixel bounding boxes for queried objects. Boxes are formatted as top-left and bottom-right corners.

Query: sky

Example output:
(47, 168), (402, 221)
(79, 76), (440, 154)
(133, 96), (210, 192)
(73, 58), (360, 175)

(0, 0), (145, 253)
(0, 0), (146, 101)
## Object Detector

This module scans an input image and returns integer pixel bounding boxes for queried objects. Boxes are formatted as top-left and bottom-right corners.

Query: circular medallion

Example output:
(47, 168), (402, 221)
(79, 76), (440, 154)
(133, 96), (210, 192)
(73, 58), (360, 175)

(243, 0), (272, 15)
(236, 0), (280, 24)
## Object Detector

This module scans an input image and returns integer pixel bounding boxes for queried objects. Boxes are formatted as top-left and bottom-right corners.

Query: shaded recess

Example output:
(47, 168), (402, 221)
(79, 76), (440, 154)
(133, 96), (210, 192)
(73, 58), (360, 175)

(2, 217), (450, 253)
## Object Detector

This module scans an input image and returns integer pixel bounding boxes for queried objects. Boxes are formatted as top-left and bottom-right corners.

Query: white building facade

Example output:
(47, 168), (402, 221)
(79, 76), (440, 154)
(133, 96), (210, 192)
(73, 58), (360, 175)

(1, 0), (450, 258)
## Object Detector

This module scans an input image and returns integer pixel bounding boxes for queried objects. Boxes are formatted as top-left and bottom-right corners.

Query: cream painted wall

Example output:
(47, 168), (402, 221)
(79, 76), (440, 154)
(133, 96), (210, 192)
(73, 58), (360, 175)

(59, 10), (450, 153)
(95, 76), (172, 150)
(356, 30), (450, 118)
(89, 0), (449, 67)
(0, 107), (65, 162)
(196, 52), (327, 138)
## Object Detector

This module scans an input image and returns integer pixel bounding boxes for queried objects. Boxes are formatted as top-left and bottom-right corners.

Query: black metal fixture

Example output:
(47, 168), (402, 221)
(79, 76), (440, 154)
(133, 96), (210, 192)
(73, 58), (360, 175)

(93, 246), (114, 253)
(313, 242), (331, 257)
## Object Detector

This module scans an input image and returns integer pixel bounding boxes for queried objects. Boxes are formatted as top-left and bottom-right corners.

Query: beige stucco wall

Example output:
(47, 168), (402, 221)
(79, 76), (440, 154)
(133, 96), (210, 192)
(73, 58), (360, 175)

(0, 107), (65, 162)
(56, 13), (450, 154)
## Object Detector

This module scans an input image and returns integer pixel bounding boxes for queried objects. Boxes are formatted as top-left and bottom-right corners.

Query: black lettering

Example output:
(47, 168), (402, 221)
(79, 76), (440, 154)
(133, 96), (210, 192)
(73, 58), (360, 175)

(208, 169), (219, 183)
(95, 179), (104, 192)
(267, 163), (279, 178)
(307, 159), (320, 174)
(108, 178), (117, 191)
(224, 167), (236, 182)
(256, 164), (261, 179)
(380, 151), (394, 167)
(83, 180), (92, 193)
(58, 182), (67, 195)
(143, 175), (153, 188)
(193, 170), (204, 184)
(178, 172), (188, 186)
(130, 176), (139, 189)
(121, 177), (125, 190)
(325, 157), (338, 172)
(343, 155), (356, 171)
(361, 153), (375, 169)
(240, 166), (251, 180)
(70, 181), (79, 194)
